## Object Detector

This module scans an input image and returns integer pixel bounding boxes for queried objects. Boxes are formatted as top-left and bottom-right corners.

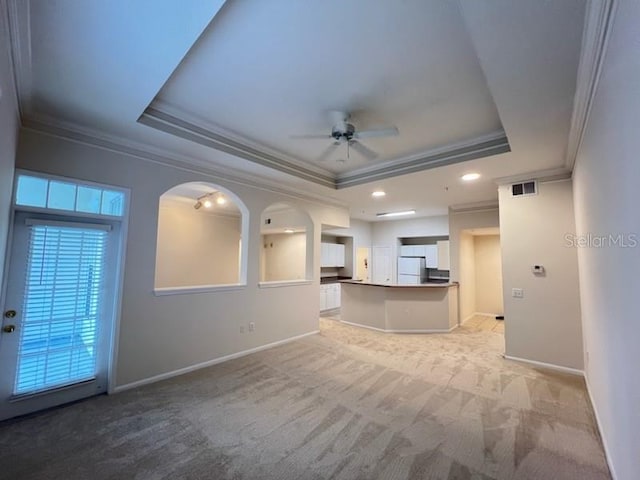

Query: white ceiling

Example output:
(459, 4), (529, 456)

(7, 0), (592, 222)
(152, 0), (503, 174)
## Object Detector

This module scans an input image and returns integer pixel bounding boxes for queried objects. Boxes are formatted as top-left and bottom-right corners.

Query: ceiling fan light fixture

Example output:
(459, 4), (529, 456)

(461, 172), (481, 182)
(216, 193), (227, 205)
(376, 210), (416, 218)
(203, 199), (213, 208)
(372, 190), (386, 198)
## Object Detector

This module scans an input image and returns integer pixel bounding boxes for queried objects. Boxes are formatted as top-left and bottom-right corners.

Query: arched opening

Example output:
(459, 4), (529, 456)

(260, 203), (313, 284)
(154, 182), (248, 291)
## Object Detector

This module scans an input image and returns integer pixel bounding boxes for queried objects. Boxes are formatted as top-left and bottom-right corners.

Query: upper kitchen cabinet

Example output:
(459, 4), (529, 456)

(424, 245), (438, 268)
(437, 240), (450, 270)
(321, 242), (345, 267)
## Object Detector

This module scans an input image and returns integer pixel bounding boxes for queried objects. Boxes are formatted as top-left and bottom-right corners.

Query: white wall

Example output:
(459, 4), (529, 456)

(572, 2), (640, 477)
(474, 235), (503, 316)
(0, 1), (19, 296)
(459, 232), (476, 322)
(499, 179), (582, 370)
(261, 232), (306, 281)
(371, 215), (448, 281)
(155, 201), (240, 287)
(16, 129), (349, 388)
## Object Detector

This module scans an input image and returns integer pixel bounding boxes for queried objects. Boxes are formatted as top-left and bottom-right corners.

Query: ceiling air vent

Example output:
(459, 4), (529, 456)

(511, 181), (537, 197)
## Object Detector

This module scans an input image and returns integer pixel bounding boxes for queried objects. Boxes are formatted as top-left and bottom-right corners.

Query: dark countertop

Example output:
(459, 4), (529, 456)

(340, 280), (458, 288)
(321, 276), (352, 284)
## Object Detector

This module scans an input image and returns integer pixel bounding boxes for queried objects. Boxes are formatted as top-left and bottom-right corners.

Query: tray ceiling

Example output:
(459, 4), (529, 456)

(142, 0), (510, 188)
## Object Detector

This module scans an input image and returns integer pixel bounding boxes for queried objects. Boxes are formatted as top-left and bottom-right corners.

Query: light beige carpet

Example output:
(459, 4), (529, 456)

(0, 316), (610, 479)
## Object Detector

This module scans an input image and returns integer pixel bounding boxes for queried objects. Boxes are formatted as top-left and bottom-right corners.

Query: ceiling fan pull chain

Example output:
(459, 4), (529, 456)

(347, 141), (350, 159)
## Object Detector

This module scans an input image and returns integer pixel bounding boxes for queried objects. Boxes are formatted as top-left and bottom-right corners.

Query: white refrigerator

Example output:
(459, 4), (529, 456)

(397, 257), (427, 284)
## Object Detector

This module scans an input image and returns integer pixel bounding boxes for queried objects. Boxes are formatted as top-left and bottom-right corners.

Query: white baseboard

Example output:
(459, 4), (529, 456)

(503, 354), (584, 376)
(340, 320), (454, 334)
(111, 330), (320, 393)
(584, 375), (618, 480)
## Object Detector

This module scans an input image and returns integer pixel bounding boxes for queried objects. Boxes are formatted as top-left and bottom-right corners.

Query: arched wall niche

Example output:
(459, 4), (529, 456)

(259, 202), (314, 284)
(154, 181), (249, 293)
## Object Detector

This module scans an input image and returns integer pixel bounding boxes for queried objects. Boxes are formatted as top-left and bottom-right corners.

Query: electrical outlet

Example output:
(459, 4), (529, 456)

(249, 322), (255, 332)
(240, 326), (245, 333)
(512, 288), (524, 298)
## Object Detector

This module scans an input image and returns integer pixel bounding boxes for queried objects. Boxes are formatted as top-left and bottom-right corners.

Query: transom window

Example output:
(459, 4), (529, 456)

(15, 174), (125, 217)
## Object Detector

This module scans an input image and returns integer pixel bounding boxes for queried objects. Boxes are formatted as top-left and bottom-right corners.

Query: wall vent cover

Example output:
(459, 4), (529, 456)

(511, 181), (537, 197)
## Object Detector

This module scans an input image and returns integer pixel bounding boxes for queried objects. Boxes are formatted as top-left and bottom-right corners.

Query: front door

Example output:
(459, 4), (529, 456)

(0, 213), (115, 420)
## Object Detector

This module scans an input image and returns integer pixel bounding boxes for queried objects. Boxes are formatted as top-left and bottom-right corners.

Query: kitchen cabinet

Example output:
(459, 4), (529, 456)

(424, 245), (438, 268)
(437, 240), (450, 270)
(320, 283), (341, 311)
(321, 242), (345, 267)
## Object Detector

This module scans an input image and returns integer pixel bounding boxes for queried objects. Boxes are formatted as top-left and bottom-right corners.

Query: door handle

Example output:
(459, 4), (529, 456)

(2, 325), (15, 333)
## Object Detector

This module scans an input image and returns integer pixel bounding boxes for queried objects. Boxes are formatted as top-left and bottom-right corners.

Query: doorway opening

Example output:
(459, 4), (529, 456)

(459, 228), (504, 335)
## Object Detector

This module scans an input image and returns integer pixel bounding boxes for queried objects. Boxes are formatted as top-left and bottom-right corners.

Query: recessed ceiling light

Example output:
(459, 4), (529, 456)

(284, 228), (294, 234)
(461, 173), (481, 181)
(371, 190), (386, 197)
(376, 210), (416, 218)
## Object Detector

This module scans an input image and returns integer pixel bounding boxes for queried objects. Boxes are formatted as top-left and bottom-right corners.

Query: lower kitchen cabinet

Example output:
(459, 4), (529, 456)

(320, 283), (341, 311)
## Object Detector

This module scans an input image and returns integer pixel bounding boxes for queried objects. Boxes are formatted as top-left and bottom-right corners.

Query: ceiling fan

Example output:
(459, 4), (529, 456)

(290, 111), (399, 162)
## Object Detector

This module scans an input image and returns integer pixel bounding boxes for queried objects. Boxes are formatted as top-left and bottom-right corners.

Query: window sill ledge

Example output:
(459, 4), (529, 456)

(154, 284), (246, 296)
(258, 280), (313, 289)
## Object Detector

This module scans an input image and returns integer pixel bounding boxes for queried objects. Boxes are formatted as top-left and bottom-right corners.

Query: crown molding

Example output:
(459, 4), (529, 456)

(494, 166), (572, 186)
(449, 201), (499, 214)
(335, 131), (510, 189)
(5, 0), (32, 118)
(139, 105), (337, 188)
(565, 0), (616, 170)
(141, 103), (511, 190)
(20, 114), (349, 210)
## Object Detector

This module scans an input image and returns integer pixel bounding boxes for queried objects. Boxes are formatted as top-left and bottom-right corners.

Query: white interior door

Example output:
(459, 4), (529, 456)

(0, 213), (116, 420)
(371, 246), (392, 284)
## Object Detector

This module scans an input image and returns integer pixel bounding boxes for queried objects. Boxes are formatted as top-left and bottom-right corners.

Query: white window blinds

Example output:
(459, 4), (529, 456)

(15, 223), (108, 395)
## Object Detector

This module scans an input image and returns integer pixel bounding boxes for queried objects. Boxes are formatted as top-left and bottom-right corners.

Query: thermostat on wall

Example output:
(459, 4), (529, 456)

(532, 265), (545, 275)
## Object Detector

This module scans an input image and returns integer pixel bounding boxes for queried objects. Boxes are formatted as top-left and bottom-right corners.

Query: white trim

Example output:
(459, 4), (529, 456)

(340, 320), (455, 334)
(565, 0), (616, 170)
(503, 355), (584, 376)
(584, 374), (619, 480)
(258, 280), (313, 288)
(494, 167), (572, 186)
(111, 330), (320, 393)
(474, 312), (501, 318)
(449, 202), (499, 214)
(20, 114), (349, 210)
(5, 0), (31, 117)
(25, 218), (112, 231)
(153, 283), (246, 296)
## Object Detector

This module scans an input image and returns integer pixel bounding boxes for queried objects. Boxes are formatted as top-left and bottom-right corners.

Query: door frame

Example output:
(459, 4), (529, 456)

(0, 170), (130, 402)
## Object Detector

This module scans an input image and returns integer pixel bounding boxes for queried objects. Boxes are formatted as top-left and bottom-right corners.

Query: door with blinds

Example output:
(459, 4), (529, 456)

(0, 213), (116, 420)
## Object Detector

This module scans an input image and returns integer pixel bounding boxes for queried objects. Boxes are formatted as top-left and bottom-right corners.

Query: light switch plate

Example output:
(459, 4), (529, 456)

(512, 288), (524, 298)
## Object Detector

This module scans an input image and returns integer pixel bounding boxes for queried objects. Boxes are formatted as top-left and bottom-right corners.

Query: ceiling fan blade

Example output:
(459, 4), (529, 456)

(317, 142), (340, 162)
(354, 126), (399, 139)
(289, 133), (332, 139)
(350, 140), (378, 160)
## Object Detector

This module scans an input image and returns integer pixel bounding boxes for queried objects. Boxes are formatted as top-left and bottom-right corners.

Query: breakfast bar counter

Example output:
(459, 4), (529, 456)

(339, 281), (459, 333)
